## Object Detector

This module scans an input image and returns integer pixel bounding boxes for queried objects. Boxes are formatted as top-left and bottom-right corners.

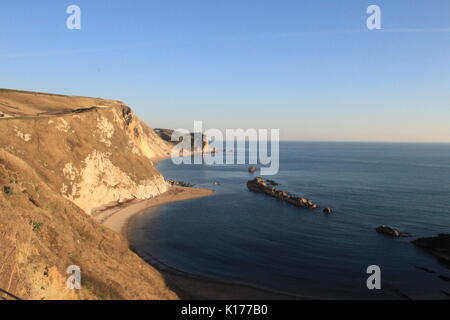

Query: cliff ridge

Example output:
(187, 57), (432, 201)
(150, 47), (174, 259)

(0, 89), (177, 300)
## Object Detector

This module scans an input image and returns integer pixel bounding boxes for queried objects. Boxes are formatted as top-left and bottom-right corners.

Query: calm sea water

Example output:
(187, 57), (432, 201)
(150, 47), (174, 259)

(129, 142), (450, 299)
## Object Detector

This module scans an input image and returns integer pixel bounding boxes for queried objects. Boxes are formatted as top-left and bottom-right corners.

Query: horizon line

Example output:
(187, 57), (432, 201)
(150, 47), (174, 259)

(207, 139), (450, 144)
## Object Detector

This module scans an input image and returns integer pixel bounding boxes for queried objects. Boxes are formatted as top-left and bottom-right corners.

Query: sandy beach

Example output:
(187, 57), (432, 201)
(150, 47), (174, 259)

(97, 186), (215, 236)
(96, 183), (305, 300)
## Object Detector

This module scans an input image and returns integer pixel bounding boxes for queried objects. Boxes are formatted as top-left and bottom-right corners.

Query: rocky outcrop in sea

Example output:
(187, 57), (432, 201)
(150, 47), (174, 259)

(247, 177), (323, 210)
(376, 225), (410, 237)
(412, 234), (450, 268)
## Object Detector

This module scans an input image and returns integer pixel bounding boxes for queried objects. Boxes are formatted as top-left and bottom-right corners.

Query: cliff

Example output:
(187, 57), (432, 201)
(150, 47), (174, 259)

(154, 128), (210, 154)
(0, 89), (173, 214)
(0, 89), (177, 300)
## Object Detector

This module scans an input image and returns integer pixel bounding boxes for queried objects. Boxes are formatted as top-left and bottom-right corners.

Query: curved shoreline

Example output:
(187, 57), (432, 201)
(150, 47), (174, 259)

(98, 186), (215, 235)
(98, 183), (309, 300)
(128, 244), (311, 300)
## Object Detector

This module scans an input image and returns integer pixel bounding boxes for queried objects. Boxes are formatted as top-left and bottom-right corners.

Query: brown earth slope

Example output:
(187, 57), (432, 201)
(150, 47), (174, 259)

(0, 89), (177, 300)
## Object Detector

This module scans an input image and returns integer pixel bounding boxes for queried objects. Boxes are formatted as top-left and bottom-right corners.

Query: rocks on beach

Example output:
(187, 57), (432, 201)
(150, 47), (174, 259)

(167, 179), (194, 188)
(246, 177), (322, 210)
(376, 225), (410, 238)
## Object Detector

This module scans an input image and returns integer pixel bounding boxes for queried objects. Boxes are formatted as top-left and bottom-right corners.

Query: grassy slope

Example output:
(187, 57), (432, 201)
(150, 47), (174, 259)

(0, 90), (177, 300)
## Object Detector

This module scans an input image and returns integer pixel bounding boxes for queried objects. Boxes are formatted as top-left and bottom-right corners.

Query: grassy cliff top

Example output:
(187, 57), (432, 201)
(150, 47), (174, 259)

(0, 89), (124, 117)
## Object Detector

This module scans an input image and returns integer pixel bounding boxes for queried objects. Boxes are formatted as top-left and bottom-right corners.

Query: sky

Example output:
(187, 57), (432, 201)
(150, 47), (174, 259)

(0, 0), (449, 142)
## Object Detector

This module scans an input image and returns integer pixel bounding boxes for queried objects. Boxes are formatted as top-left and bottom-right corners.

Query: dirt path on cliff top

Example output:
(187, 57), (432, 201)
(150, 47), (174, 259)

(97, 186), (215, 236)
(0, 105), (110, 120)
(0, 88), (123, 119)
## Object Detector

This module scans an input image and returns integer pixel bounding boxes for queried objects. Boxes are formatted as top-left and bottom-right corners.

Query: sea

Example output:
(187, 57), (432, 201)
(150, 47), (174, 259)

(129, 142), (450, 299)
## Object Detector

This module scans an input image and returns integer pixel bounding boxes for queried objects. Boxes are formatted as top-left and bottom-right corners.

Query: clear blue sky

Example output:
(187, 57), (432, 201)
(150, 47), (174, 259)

(1, 0), (449, 142)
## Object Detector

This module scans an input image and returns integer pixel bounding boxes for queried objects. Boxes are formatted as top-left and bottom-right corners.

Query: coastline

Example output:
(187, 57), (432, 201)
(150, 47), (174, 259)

(131, 244), (310, 300)
(97, 178), (307, 299)
(97, 186), (215, 236)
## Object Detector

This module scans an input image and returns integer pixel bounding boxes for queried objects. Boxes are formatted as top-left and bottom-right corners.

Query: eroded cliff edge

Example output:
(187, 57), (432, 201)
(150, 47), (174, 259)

(0, 89), (177, 300)
(0, 89), (173, 214)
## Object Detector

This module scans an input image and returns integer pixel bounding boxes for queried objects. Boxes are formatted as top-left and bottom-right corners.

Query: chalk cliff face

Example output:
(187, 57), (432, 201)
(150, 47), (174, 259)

(0, 89), (176, 300)
(0, 89), (173, 214)
(154, 128), (210, 154)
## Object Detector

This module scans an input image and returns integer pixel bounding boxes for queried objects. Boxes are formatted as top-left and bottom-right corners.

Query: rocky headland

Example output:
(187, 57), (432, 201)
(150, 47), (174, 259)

(0, 89), (182, 300)
(154, 128), (210, 155)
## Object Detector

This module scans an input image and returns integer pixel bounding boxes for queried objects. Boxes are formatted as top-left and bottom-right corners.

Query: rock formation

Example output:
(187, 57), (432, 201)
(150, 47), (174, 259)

(247, 177), (320, 210)
(154, 128), (210, 154)
(0, 89), (176, 300)
(376, 225), (410, 237)
(265, 179), (280, 186)
(412, 234), (450, 268)
(0, 89), (173, 215)
(167, 179), (194, 187)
